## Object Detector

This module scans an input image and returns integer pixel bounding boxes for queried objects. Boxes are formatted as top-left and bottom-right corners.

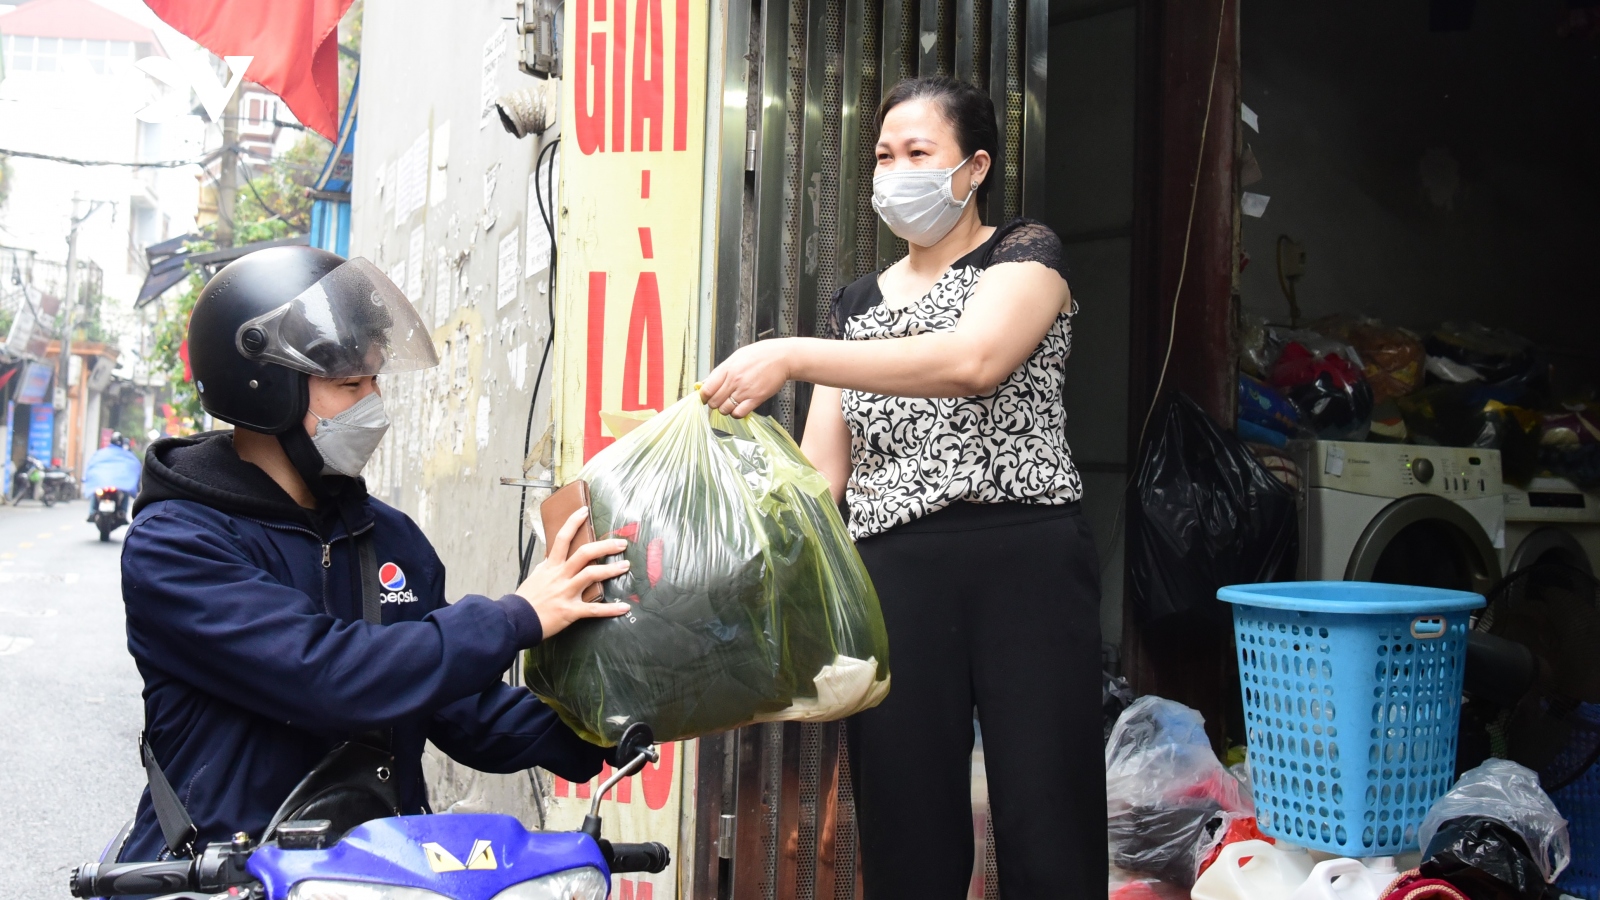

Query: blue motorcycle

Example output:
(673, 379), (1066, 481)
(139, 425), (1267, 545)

(71, 726), (670, 900)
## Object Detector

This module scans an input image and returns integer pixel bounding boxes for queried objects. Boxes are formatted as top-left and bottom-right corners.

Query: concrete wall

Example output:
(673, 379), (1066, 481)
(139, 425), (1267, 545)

(1238, 0), (1600, 374)
(352, 0), (559, 821)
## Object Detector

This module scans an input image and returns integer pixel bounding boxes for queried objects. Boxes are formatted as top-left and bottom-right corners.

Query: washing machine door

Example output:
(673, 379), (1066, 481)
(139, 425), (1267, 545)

(1346, 495), (1502, 594)
(1508, 526), (1595, 578)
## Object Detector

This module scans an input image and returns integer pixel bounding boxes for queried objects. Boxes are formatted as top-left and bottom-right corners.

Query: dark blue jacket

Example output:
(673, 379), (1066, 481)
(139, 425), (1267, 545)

(119, 434), (605, 862)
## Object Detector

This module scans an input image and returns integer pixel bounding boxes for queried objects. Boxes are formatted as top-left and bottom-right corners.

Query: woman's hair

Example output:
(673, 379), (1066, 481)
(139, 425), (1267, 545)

(876, 76), (1001, 206)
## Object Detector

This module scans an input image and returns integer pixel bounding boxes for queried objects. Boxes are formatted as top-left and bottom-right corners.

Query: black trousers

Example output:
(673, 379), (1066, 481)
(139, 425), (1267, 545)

(849, 502), (1106, 900)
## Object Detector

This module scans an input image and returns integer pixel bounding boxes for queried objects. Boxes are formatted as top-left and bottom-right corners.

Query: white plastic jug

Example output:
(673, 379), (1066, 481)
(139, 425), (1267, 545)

(1286, 857), (1398, 900)
(1190, 840), (1315, 900)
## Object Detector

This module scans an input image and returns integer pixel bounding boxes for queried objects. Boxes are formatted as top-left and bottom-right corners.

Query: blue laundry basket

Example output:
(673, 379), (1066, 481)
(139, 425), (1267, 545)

(1219, 581), (1485, 856)
(1551, 704), (1600, 900)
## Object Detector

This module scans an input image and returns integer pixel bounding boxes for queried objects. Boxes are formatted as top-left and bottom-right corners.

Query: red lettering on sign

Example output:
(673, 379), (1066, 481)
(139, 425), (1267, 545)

(630, 0), (664, 151)
(638, 227), (653, 258)
(673, 0), (689, 150)
(620, 273), (664, 412)
(641, 169), (651, 198)
(552, 777), (570, 798)
(612, 0), (628, 152)
(554, 741), (672, 808)
(640, 738), (674, 809)
(619, 879), (654, 900)
(584, 272), (616, 461)
(574, 0), (606, 154)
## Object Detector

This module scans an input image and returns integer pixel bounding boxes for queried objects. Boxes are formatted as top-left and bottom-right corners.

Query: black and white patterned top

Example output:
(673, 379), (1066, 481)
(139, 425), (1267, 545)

(824, 218), (1084, 540)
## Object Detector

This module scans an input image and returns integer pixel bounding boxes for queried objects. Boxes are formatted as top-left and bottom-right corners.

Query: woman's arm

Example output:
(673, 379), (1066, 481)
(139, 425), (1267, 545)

(799, 386), (852, 505)
(701, 261), (1069, 417)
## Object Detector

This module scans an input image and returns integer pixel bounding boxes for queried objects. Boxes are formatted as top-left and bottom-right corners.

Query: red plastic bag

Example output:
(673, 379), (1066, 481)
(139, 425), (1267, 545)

(1196, 816), (1273, 877)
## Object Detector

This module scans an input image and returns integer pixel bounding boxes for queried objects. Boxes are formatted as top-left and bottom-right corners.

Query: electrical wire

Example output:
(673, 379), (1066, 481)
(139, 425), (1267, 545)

(237, 156), (294, 224)
(517, 137), (561, 582)
(1101, 0), (1230, 580)
(0, 147), (218, 168)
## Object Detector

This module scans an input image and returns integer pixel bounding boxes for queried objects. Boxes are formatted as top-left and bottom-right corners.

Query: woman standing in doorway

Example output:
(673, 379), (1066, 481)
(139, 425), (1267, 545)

(700, 76), (1104, 899)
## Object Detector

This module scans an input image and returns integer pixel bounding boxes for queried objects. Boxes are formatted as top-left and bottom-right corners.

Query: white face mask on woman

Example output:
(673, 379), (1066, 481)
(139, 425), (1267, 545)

(311, 391), (390, 477)
(871, 155), (976, 247)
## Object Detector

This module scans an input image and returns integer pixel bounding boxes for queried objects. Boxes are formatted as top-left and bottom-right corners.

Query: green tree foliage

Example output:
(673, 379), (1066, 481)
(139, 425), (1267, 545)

(232, 133), (327, 242)
(150, 250), (208, 421)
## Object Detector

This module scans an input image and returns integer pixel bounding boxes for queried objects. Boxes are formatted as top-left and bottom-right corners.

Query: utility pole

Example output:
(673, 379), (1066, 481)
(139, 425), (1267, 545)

(54, 195), (82, 470)
(216, 88), (241, 247)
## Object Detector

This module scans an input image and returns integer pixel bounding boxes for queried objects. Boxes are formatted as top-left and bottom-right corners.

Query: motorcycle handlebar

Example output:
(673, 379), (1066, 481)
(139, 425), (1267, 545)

(605, 841), (671, 874)
(71, 860), (195, 897)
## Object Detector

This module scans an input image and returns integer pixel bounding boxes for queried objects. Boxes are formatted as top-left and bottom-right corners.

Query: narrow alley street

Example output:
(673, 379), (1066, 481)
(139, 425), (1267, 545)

(0, 499), (144, 899)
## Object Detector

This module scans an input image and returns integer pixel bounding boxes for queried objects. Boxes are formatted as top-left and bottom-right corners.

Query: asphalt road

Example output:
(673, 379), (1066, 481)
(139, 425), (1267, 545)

(0, 498), (145, 899)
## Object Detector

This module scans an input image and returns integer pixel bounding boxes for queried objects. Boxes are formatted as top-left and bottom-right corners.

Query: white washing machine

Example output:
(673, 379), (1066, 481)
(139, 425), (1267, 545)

(1503, 476), (1600, 578)
(1293, 441), (1504, 593)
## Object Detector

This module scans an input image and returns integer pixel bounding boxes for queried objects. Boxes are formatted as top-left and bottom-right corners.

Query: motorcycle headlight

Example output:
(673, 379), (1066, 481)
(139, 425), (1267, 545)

(489, 867), (609, 900)
(288, 882), (450, 900)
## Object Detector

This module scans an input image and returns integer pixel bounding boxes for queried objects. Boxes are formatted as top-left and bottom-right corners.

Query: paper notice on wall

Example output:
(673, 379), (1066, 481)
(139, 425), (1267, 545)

(483, 162), (500, 209)
(525, 153), (557, 278)
(407, 226), (425, 302)
(497, 229), (520, 309)
(1241, 191), (1271, 218)
(434, 248), (451, 327)
(388, 259), (407, 296)
(480, 25), (508, 130)
(1242, 103), (1260, 132)
(510, 342), (528, 390)
(378, 160), (395, 213)
(476, 396), (492, 449)
(396, 131), (428, 221)
(429, 121), (451, 206)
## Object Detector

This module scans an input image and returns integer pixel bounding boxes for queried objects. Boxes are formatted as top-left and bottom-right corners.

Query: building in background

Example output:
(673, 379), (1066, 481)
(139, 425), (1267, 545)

(0, 0), (205, 474)
(0, 0), (201, 316)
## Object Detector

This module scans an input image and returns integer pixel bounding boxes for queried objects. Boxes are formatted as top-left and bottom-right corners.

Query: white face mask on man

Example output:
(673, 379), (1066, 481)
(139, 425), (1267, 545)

(311, 391), (390, 477)
(871, 155), (977, 247)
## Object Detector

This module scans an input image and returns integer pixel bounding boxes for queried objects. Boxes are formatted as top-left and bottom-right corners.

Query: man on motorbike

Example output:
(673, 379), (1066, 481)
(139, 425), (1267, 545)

(117, 247), (631, 863)
(83, 432), (142, 521)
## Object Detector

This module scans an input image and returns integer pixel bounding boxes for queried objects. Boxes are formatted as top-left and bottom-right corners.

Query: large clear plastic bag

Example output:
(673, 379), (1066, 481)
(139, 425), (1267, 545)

(1105, 697), (1252, 888)
(1418, 760), (1572, 884)
(522, 395), (891, 746)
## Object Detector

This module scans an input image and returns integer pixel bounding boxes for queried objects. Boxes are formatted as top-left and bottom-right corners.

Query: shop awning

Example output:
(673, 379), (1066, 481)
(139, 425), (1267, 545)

(135, 234), (309, 308)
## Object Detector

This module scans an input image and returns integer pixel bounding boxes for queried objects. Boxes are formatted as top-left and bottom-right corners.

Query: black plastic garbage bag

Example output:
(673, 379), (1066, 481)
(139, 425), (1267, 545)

(1420, 817), (1559, 900)
(1128, 393), (1298, 625)
(1110, 802), (1225, 888)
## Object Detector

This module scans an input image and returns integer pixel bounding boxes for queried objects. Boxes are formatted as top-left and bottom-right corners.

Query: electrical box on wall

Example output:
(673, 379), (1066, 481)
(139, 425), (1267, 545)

(515, 0), (561, 78)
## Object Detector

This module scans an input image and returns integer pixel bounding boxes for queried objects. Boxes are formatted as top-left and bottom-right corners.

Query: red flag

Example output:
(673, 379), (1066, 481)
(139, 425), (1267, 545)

(143, 0), (353, 140)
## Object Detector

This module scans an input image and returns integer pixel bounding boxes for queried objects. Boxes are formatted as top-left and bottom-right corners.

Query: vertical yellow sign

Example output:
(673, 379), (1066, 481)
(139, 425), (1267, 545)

(554, 0), (708, 481)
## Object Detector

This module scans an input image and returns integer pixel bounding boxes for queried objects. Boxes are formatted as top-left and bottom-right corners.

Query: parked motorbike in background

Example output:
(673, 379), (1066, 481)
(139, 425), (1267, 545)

(92, 487), (130, 542)
(9, 457), (78, 506)
(71, 724), (671, 900)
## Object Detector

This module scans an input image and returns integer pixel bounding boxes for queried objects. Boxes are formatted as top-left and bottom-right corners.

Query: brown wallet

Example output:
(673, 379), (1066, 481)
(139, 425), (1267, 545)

(539, 480), (605, 602)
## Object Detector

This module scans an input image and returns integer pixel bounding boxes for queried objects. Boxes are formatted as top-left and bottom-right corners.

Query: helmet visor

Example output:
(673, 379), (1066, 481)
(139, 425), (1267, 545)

(235, 258), (439, 378)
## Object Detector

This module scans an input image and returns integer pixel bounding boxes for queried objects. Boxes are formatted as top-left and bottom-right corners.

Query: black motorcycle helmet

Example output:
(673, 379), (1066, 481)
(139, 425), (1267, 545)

(188, 246), (437, 434)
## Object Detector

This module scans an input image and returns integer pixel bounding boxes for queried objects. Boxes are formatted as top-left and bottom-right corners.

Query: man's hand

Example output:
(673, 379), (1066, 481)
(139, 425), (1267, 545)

(515, 506), (631, 639)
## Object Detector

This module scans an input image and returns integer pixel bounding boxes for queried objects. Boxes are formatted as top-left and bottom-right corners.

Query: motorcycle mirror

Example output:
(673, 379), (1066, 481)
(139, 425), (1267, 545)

(581, 723), (659, 842)
(617, 723), (657, 766)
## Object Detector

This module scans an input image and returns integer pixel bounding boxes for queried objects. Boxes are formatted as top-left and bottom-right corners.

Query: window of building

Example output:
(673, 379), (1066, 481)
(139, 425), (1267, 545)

(248, 97), (263, 125)
(34, 37), (57, 72)
(0, 37), (135, 75)
(2, 35), (33, 71)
